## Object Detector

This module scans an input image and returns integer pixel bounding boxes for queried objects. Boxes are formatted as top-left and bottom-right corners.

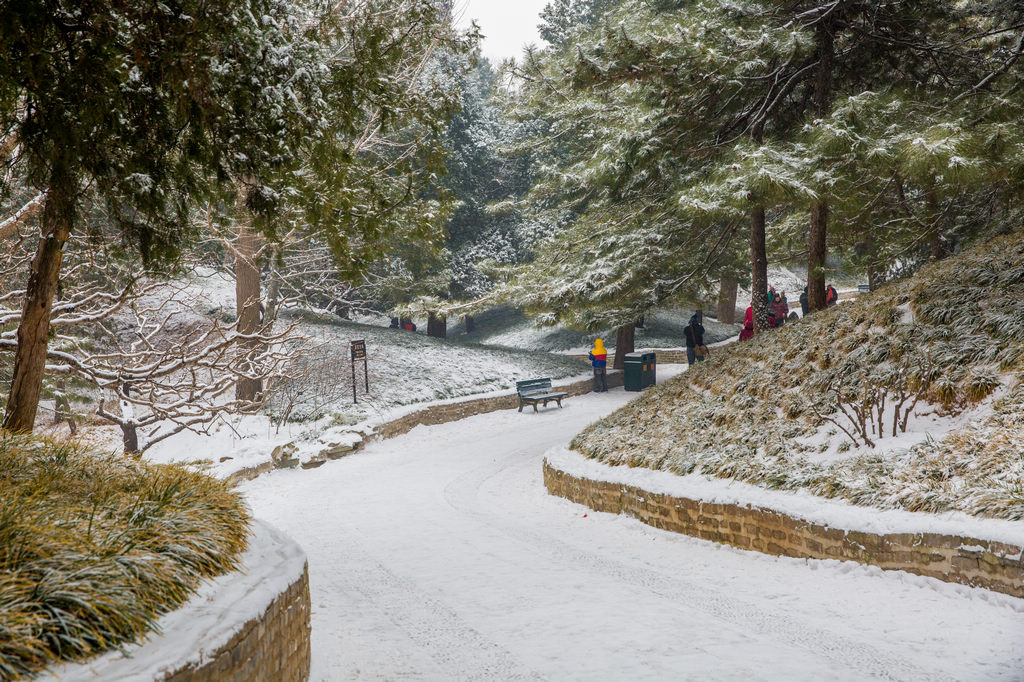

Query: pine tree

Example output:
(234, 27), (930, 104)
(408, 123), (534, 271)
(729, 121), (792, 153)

(0, 0), (327, 432)
(498, 0), (1024, 339)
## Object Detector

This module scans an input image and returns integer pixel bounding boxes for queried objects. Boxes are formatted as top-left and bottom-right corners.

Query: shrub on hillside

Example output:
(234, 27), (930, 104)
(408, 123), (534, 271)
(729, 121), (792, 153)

(571, 230), (1024, 520)
(0, 434), (249, 680)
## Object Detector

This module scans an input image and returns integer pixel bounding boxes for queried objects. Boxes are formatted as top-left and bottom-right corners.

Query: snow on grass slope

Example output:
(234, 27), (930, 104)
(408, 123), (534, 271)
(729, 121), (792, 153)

(571, 229), (1024, 521)
(137, 305), (590, 478)
(463, 305), (739, 352)
(270, 308), (591, 424)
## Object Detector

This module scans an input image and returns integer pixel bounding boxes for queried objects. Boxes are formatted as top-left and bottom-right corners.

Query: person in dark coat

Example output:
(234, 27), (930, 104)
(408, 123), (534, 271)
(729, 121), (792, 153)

(684, 310), (706, 365)
(770, 293), (789, 327)
(799, 286), (809, 316)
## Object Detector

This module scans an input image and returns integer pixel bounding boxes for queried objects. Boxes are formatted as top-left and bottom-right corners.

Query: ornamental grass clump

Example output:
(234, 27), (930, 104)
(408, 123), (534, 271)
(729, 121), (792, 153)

(0, 434), (249, 680)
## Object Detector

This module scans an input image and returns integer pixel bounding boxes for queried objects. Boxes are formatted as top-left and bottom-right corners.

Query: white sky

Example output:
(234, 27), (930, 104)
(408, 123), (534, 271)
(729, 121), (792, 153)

(456, 0), (550, 65)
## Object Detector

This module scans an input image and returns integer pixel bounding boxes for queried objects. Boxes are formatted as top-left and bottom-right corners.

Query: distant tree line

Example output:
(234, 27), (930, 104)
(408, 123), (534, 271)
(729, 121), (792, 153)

(426, 0), (1024, 365)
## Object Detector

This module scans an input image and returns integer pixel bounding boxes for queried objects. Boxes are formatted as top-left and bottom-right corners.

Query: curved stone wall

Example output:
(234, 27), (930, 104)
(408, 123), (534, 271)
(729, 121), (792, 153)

(543, 461), (1024, 599)
(371, 371), (624, 441)
(226, 371), (624, 486)
(44, 520), (311, 682)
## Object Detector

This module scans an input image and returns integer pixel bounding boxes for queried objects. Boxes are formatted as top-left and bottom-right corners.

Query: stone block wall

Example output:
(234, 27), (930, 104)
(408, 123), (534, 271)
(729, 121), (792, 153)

(371, 371), (624, 442)
(544, 462), (1024, 599)
(164, 564), (311, 682)
(227, 373), (625, 485)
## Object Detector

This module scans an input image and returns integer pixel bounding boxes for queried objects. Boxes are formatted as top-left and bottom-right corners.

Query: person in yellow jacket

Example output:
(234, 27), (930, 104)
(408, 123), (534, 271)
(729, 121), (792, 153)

(588, 338), (608, 392)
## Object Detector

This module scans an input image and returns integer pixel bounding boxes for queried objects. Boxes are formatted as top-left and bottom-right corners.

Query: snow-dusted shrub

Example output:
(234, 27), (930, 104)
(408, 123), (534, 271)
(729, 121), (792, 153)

(0, 434), (248, 679)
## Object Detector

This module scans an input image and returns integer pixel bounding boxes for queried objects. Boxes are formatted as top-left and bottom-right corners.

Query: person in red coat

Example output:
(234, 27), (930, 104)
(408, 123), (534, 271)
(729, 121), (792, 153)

(739, 306), (755, 341)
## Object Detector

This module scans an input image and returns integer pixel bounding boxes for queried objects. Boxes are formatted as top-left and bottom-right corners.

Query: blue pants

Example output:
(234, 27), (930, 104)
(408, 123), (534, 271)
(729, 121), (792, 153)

(593, 367), (607, 392)
(686, 347), (705, 366)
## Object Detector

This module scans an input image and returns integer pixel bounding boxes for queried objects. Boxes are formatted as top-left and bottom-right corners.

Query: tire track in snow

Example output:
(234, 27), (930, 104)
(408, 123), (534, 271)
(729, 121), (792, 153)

(441, 448), (954, 682)
(319, 524), (547, 682)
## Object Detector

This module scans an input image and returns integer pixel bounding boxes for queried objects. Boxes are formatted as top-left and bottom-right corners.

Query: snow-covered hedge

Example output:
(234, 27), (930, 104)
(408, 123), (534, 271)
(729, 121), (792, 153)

(0, 434), (249, 680)
(571, 230), (1024, 520)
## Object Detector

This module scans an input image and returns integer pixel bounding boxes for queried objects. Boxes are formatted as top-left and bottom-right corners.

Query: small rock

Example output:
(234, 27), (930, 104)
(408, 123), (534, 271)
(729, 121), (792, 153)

(271, 442), (300, 469)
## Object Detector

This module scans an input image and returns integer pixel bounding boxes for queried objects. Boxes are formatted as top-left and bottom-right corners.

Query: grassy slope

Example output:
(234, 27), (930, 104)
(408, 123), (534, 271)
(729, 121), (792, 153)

(571, 230), (1024, 521)
(272, 310), (592, 423)
(0, 435), (248, 679)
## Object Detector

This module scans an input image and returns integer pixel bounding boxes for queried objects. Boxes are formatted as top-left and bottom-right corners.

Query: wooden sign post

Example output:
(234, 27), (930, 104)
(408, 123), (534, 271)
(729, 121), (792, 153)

(350, 339), (368, 404)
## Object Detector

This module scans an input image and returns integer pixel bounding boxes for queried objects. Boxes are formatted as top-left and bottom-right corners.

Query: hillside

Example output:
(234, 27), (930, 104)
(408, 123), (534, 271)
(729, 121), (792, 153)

(571, 229), (1024, 521)
(268, 309), (592, 424)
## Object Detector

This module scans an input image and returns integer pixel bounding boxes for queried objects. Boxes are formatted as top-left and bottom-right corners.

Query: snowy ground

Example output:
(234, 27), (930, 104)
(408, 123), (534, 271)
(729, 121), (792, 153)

(465, 306), (740, 353)
(240, 367), (1024, 681)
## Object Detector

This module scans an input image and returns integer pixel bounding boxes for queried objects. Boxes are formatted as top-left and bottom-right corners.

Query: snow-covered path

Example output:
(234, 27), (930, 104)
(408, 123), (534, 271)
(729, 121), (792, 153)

(241, 373), (1024, 681)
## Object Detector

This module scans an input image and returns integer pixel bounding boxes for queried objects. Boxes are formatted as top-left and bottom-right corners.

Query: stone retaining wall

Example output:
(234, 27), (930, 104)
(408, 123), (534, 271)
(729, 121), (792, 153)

(543, 462), (1024, 599)
(165, 565), (311, 682)
(371, 371), (624, 441)
(225, 372), (624, 486)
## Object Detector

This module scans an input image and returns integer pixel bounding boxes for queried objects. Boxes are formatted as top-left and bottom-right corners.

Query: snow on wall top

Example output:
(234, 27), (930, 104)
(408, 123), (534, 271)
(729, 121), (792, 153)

(546, 448), (1024, 551)
(40, 519), (307, 681)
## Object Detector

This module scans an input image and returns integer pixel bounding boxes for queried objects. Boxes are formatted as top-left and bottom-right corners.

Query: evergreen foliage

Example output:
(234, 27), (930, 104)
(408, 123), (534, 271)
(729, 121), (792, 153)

(0, 0), (322, 263)
(538, 0), (620, 48)
(490, 0), (1024, 332)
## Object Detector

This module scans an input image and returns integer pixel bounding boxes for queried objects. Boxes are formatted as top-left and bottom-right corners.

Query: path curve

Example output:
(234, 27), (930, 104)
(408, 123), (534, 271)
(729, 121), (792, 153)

(241, 373), (1024, 681)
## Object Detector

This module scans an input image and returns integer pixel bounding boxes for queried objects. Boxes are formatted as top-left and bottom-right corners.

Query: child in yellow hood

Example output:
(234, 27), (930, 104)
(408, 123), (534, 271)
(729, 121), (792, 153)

(588, 338), (608, 392)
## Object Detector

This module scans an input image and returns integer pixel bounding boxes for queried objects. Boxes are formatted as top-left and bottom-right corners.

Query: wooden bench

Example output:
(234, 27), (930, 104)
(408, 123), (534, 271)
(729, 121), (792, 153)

(516, 378), (568, 413)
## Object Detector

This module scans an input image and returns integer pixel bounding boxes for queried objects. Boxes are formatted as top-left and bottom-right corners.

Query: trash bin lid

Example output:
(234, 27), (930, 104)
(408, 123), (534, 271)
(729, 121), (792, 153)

(624, 352), (645, 360)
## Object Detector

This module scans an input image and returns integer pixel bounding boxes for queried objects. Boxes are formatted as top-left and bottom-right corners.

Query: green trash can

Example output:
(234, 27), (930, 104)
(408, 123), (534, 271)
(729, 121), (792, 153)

(624, 352), (645, 391)
(643, 351), (657, 388)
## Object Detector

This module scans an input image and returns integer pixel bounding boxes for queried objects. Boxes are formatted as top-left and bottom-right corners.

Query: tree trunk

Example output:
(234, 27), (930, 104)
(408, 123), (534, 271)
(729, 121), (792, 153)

(427, 312), (447, 338)
(121, 422), (140, 456)
(119, 384), (139, 456)
(464, 315), (475, 333)
(53, 386), (76, 435)
(807, 201), (828, 311)
(750, 205), (770, 333)
(234, 223), (264, 404)
(3, 191), (72, 432)
(716, 276), (738, 324)
(807, 21), (835, 313)
(865, 222), (880, 292)
(612, 323), (635, 370)
(927, 187), (948, 261)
